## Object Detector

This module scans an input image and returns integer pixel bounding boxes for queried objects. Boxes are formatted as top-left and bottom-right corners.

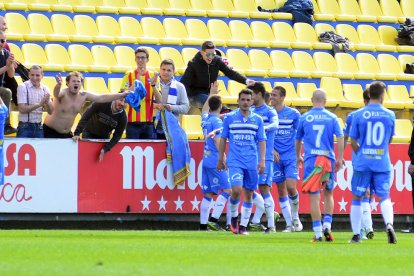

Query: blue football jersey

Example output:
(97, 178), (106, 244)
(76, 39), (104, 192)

(202, 113), (223, 168)
(274, 105), (301, 160)
(349, 103), (395, 172)
(251, 104), (278, 161)
(0, 104), (8, 186)
(296, 107), (343, 161)
(221, 110), (266, 169)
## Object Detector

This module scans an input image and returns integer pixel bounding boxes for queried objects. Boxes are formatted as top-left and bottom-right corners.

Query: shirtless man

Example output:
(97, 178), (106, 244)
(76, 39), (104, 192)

(43, 71), (129, 138)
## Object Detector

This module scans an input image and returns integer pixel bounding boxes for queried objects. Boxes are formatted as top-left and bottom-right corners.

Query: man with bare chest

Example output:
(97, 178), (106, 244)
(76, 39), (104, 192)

(44, 71), (129, 138)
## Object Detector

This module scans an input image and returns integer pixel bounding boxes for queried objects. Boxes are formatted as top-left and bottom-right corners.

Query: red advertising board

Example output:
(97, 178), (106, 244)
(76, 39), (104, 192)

(78, 141), (413, 214)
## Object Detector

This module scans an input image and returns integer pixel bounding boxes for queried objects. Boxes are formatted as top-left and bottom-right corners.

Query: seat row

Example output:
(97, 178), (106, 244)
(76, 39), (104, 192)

(2, 0), (414, 24)
(5, 12), (414, 53)
(10, 41), (414, 82)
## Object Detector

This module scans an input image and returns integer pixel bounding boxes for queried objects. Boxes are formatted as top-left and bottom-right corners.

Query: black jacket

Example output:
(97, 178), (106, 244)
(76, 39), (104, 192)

(180, 52), (247, 97)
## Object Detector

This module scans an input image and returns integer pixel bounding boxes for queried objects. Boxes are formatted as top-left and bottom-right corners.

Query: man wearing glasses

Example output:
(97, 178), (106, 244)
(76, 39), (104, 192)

(121, 47), (157, 139)
(180, 41), (255, 110)
(0, 30), (15, 135)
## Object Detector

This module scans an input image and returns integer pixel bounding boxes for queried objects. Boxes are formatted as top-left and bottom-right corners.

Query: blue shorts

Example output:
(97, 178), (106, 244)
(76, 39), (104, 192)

(202, 167), (230, 195)
(351, 170), (391, 198)
(272, 158), (299, 184)
(258, 161), (274, 186)
(229, 167), (258, 191)
(303, 156), (335, 191)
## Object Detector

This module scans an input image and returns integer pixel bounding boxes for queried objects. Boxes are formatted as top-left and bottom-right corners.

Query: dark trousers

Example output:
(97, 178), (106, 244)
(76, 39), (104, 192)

(43, 124), (73, 138)
(125, 122), (154, 139)
(16, 122), (44, 138)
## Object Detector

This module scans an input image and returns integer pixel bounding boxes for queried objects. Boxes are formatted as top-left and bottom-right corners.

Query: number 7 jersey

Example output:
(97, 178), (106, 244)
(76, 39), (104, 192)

(349, 103), (395, 172)
(296, 107), (343, 162)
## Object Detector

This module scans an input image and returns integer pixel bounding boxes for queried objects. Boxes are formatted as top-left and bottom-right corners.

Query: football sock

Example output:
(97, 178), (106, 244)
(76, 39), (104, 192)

(211, 191), (230, 220)
(289, 191), (300, 220)
(240, 202), (253, 227)
(279, 196), (292, 226)
(312, 220), (322, 239)
(263, 192), (275, 228)
(200, 196), (212, 225)
(323, 214), (332, 230)
(230, 197), (240, 218)
(380, 198), (394, 226)
(350, 199), (362, 235)
(362, 197), (373, 231)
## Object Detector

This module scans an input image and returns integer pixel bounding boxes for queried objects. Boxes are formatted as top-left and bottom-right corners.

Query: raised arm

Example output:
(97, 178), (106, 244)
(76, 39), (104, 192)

(85, 90), (129, 103)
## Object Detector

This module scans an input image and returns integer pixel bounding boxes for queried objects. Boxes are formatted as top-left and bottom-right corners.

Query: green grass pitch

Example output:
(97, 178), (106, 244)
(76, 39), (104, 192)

(0, 230), (413, 275)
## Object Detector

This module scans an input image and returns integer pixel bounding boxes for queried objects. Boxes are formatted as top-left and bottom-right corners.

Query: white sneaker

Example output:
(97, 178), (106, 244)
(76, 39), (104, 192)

(282, 225), (294, 232)
(293, 218), (303, 232)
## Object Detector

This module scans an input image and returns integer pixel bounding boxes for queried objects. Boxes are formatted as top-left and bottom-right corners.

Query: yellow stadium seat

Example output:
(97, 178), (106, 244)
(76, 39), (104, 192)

(400, 0), (414, 18)
(251, 21), (284, 48)
(108, 78), (123, 93)
(106, 0), (138, 14)
(7, 43), (25, 63)
(67, 44), (95, 72)
(398, 54), (414, 73)
(28, 0), (67, 12)
(272, 22), (297, 49)
(114, 45), (136, 71)
(84, 77), (109, 94)
(216, 79), (236, 105)
(311, 0), (335, 21)
(259, 0), (293, 20)
(48, 0), (73, 12)
(233, 0), (272, 19)
(338, 0), (377, 22)
(248, 49), (273, 77)
(356, 53), (395, 80)
(4, 13), (41, 41)
(336, 24), (373, 51)
(317, 0), (356, 22)
(314, 23), (336, 35)
(229, 20), (269, 48)
(181, 115), (203, 140)
(42, 77), (59, 96)
(387, 85), (414, 109)
(295, 83), (316, 107)
(319, 77), (360, 108)
(45, 44), (72, 71)
(159, 47), (186, 75)
(81, 0), (118, 13)
(207, 19), (238, 47)
(185, 19), (211, 42)
(393, 119), (413, 143)
(313, 51), (353, 79)
(59, 0), (95, 13)
(51, 14), (90, 43)
(227, 80), (247, 98)
(378, 25), (414, 53)
(96, 16), (135, 44)
(71, 113), (82, 133)
(380, 0), (406, 23)
(357, 25), (396, 52)
(9, 111), (19, 130)
(22, 43), (62, 71)
(92, 45), (129, 73)
(269, 50), (298, 78)
(73, 15), (113, 43)
(190, 0), (227, 17)
(169, 0), (206, 17)
(293, 23), (332, 50)
(126, 0), (162, 15)
(181, 47), (199, 65)
(226, 49), (264, 77)
(292, 51), (326, 78)
(212, 0), (250, 18)
(118, 17), (157, 44)
(149, 0), (186, 16)
(377, 54), (414, 81)
(143, 47), (161, 72)
(27, 13), (68, 42)
(3, 0), (27, 11)
(163, 18), (201, 46)
(335, 53), (367, 80)
(359, 0), (397, 23)
(273, 81), (296, 106)
(362, 85), (405, 110)
(141, 17), (180, 45)
(343, 84), (364, 107)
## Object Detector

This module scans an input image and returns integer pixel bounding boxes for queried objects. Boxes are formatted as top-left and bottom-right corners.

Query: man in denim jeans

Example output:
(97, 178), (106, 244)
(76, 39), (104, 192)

(16, 65), (53, 138)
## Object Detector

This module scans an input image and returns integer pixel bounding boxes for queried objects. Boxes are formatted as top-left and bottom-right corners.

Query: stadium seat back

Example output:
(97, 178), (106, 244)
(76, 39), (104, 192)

(51, 14), (76, 36)
(27, 13), (53, 35)
(73, 15), (99, 37)
(251, 21), (276, 42)
(317, 0), (341, 15)
(338, 0), (363, 16)
(182, 48), (199, 65)
(400, 0), (414, 17)
(292, 51), (317, 72)
(226, 49), (251, 73)
(68, 44), (94, 67)
(185, 19), (210, 41)
(83, 77), (109, 94)
(119, 17), (144, 38)
(274, 81), (299, 100)
(377, 54), (402, 75)
(378, 25), (399, 46)
(141, 17), (167, 39)
(319, 76), (344, 99)
(314, 23), (336, 34)
(108, 78), (123, 93)
(249, 49), (272, 71)
(356, 53), (381, 74)
(343, 83), (364, 103)
(398, 54), (414, 72)
(313, 52), (338, 73)
(335, 53), (359, 75)
(229, 20), (254, 42)
(163, 18), (188, 40)
(159, 47), (186, 74)
(380, 0), (404, 17)
(270, 50), (296, 72)
(359, 0), (384, 17)
(143, 47), (162, 71)
(7, 43), (25, 63)
(207, 19), (232, 45)
(96, 16), (121, 37)
(336, 24), (360, 44)
(294, 23), (318, 44)
(114, 46), (136, 68)
(181, 115), (203, 140)
(45, 44), (71, 66)
(357, 25), (381, 45)
(394, 119), (413, 142)
(5, 13), (31, 35)
(228, 80), (247, 97)
(272, 22), (296, 44)
(22, 43), (48, 67)
(91, 45), (117, 68)
(297, 83), (318, 99)
(388, 85), (410, 101)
